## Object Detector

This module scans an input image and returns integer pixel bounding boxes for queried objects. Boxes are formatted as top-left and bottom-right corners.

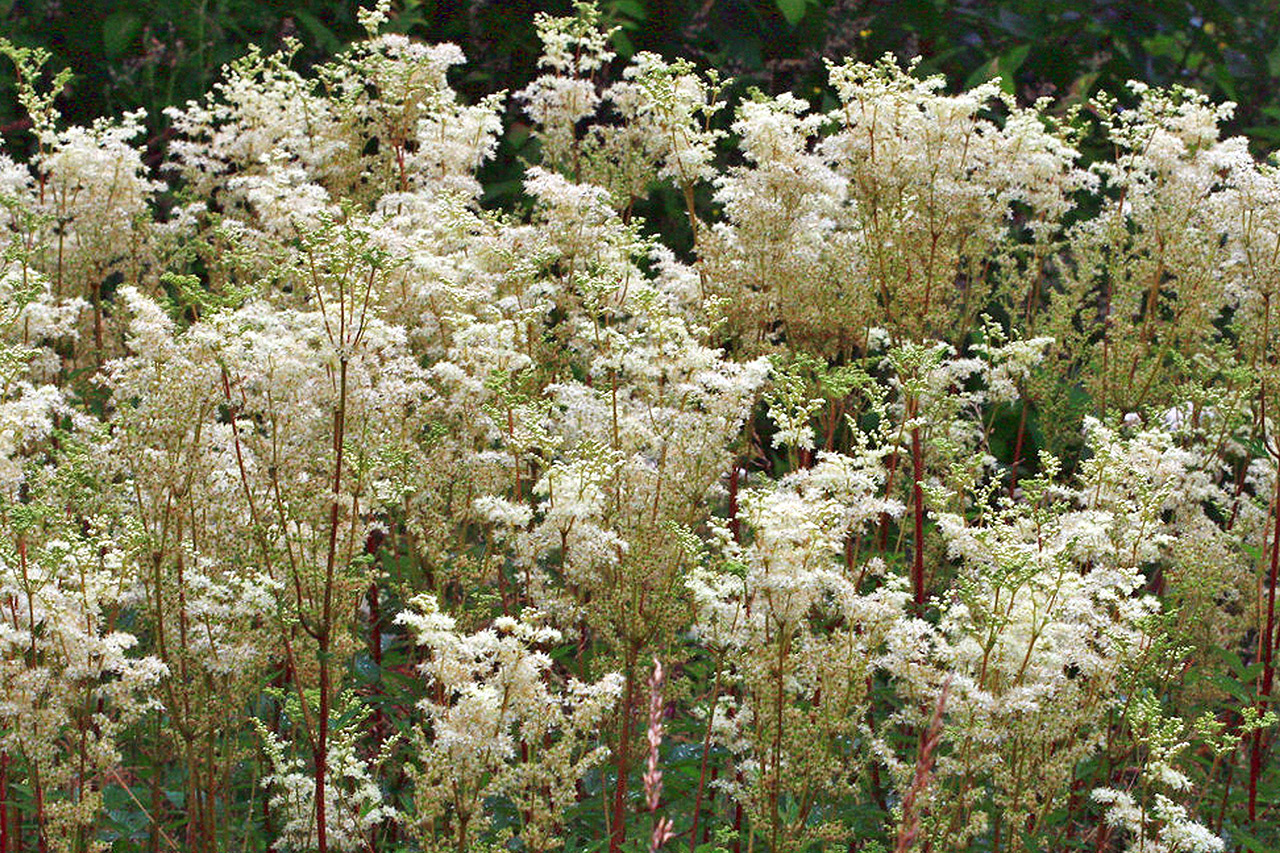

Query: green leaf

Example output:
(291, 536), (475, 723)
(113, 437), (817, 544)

(1205, 673), (1252, 704)
(964, 56), (1001, 90)
(997, 43), (1031, 93)
(609, 0), (648, 19)
(776, 0), (808, 25)
(102, 11), (142, 60)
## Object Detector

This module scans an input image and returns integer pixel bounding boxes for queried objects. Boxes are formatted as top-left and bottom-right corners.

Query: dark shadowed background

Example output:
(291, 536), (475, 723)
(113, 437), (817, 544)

(4, 0), (1280, 152)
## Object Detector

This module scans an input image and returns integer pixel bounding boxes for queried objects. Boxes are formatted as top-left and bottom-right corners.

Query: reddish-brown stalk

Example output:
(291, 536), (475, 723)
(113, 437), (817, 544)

(171, 512), (214, 852)
(15, 535), (47, 853)
(315, 355), (350, 853)
(1008, 397), (1028, 498)
(703, 766), (717, 846)
(32, 751), (46, 853)
(366, 528), (386, 750)
(770, 632), (788, 853)
(689, 652), (724, 853)
(0, 751), (8, 853)
(150, 723), (166, 853)
(610, 644), (640, 853)
(9, 773), (21, 853)
(394, 143), (408, 193)
(1248, 439), (1280, 827)
(824, 396), (844, 453)
(311, 240), (378, 853)
(731, 795), (743, 853)
(89, 278), (103, 363)
(863, 674), (891, 825)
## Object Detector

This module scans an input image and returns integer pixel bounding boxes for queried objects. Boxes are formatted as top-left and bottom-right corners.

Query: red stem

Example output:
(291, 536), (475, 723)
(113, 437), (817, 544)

(367, 526), (386, 750)
(1009, 399), (1028, 498)
(610, 652), (637, 853)
(731, 796), (742, 853)
(34, 765), (46, 853)
(1248, 451), (1280, 827)
(689, 661), (723, 853)
(0, 752), (8, 853)
(316, 359), (350, 853)
(316, 639), (330, 853)
(910, 409), (926, 612)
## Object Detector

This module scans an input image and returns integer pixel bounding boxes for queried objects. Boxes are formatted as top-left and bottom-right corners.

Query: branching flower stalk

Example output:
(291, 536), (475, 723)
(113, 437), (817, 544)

(306, 220), (383, 853)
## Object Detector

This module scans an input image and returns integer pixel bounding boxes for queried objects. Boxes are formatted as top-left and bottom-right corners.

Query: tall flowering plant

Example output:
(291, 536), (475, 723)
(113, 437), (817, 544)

(0, 3), (1277, 852)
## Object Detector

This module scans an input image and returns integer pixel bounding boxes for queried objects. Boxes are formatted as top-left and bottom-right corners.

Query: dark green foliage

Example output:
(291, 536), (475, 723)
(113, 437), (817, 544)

(6, 0), (1280, 154)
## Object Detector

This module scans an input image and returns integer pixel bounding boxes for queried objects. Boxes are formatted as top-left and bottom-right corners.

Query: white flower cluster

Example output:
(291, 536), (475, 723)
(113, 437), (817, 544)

(396, 595), (622, 851)
(0, 530), (166, 853)
(4, 3), (1279, 851)
(257, 707), (399, 852)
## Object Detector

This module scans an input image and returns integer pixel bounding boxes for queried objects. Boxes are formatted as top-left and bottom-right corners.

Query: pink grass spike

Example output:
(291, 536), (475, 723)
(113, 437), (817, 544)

(644, 659), (676, 852)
